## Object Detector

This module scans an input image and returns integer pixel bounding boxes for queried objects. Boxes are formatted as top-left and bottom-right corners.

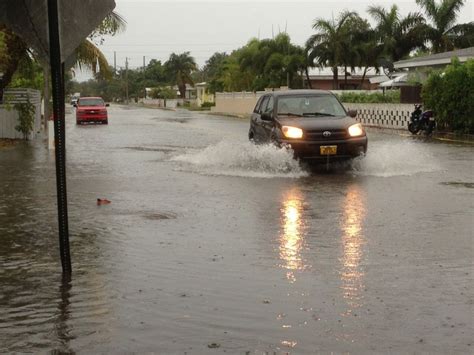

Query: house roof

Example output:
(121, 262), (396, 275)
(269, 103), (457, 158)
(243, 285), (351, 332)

(394, 47), (474, 69)
(307, 67), (384, 77)
(306, 67), (386, 81)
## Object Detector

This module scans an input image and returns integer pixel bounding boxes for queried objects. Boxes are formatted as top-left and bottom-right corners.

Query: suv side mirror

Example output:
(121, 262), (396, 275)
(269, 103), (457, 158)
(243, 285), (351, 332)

(347, 109), (357, 118)
(106, 103), (110, 107)
(261, 111), (273, 121)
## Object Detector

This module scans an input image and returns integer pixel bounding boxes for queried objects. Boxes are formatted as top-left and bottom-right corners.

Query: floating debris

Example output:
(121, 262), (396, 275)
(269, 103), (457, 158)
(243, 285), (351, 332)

(97, 198), (111, 205)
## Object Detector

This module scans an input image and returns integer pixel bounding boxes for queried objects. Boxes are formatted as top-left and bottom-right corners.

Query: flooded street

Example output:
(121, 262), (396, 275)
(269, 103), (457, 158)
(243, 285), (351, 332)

(0, 105), (472, 353)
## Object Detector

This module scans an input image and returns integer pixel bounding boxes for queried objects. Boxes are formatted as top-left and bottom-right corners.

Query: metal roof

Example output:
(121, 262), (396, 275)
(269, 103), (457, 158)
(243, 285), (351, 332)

(394, 47), (474, 69)
(262, 89), (332, 97)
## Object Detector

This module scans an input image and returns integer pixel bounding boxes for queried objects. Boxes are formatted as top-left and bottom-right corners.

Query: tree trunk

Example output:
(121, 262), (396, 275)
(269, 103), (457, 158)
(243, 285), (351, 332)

(332, 67), (339, 90)
(43, 66), (50, 131)
(179, 83), (186, 99)
(305, 67), (312, 89)
(344, 64), (348, 87)
(360, 66), (368, 89)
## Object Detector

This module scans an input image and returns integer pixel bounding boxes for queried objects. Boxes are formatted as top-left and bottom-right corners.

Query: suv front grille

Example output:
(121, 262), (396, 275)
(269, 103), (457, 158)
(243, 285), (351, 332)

(304, 128), (348, 141)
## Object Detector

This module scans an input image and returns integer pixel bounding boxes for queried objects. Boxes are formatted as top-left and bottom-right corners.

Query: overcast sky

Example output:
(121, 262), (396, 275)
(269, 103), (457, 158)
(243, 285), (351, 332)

(75, 0), (473, 81)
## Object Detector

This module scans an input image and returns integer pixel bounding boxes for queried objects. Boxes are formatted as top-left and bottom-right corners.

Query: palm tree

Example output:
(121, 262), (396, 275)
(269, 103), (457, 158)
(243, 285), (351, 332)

(416, 0), (474, 52)
(368, 5), (427, 62)
(164, 52), (197, 98)
(73, 11), (126, 79)
(354, 28), (385, 87)
(306, 11), (358, 89)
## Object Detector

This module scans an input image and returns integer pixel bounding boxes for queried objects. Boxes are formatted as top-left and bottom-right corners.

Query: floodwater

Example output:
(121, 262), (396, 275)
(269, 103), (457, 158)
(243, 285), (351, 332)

(0, 106), (472, 353)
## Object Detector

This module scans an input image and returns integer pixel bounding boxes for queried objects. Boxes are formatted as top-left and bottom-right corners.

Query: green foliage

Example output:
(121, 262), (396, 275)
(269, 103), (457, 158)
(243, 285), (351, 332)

(415, 0), (473, 53)
(422, 58), (474, 133)
(201, 101), (215, 108)
(88, 12), (127, 45)
(337, 90), (400, 103)
(9, 56), (44, 91)
(149, 87), (177, 99)
(0, 31), (9, 64)
(164, 52), (197, 98)
(14, 99), (35, 140)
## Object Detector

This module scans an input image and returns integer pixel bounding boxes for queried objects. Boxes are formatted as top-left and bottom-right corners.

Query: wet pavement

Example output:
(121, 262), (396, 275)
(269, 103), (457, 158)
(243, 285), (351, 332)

(0, 105), (473, 353)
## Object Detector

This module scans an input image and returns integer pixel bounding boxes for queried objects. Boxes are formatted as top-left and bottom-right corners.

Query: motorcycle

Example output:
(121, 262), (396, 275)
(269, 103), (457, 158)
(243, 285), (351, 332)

(408, 104), (436, 135)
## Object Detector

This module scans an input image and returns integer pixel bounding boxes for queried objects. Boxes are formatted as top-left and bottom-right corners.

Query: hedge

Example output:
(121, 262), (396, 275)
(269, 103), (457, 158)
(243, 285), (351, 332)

(337, 90), (400, 103)
(422, 58), (474, 134)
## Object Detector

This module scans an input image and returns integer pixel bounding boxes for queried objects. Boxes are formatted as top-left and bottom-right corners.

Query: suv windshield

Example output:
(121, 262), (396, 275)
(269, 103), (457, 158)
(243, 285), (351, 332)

(277, 95), (346, 117)
(78, 98), (105, 106)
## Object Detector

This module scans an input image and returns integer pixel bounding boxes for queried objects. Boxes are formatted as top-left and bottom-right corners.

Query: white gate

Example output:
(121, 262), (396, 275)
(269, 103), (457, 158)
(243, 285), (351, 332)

(0, 88), (42, 139)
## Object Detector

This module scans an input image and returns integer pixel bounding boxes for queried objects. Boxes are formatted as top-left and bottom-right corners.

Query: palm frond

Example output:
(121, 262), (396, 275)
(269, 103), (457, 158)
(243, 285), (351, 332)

(75, 40), (112, 80)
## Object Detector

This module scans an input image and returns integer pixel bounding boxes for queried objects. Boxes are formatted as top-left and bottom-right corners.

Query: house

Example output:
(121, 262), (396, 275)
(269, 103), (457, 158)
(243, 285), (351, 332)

(195, 82), (214, 107)
(304, 67), (388, 90)
(394, 47), (474, 72)
(390, 47), (474, 103)
(173, 84), (196, 100)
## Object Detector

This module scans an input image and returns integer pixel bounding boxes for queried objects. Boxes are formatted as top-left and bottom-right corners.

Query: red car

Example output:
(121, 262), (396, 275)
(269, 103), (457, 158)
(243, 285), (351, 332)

(75, 97), (109, 125)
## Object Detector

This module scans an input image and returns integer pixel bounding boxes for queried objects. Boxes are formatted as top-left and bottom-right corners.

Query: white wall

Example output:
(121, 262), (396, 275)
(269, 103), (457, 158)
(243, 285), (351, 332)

(211, 91), (413, 129)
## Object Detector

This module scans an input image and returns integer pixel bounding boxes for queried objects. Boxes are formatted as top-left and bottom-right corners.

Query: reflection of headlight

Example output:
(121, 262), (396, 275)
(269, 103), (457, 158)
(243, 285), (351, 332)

(348, 123), (365, 137)
(282, 126), (303, 139)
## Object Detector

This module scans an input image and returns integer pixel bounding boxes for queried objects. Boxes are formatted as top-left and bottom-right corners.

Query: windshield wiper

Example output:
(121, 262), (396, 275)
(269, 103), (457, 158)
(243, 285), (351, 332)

(302, 112), (337, 117)
(278, 112), (303, 117)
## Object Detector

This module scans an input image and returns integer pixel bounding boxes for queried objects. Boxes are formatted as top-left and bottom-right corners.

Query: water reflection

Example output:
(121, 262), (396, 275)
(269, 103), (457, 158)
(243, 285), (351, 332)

(339, 184), (366, 314)
(53, 277), (74, 354)
(279, 188), (308, 282)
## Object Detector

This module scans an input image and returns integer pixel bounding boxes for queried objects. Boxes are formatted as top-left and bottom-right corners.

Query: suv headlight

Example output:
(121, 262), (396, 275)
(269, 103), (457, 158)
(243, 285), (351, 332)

(282, 126), (303, 139)
(348, 123), (365, 137)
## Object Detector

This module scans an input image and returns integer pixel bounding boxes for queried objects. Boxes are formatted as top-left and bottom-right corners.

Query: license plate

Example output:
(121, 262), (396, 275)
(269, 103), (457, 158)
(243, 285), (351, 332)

(320, 145), (337, 155)
(429, 116), (435, 121)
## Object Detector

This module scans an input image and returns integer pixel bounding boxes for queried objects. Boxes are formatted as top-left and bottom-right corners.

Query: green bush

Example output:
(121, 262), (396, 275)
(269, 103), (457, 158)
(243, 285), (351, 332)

(337, 90), (400, 103)
(422, 58), (474, 134)
(14, 99), (35, 140)
(201, 101), (215, 108)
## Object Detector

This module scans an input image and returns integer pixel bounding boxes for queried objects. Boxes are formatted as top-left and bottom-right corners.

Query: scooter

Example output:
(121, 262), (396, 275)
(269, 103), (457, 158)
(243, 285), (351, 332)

(408, 104), (436, 135)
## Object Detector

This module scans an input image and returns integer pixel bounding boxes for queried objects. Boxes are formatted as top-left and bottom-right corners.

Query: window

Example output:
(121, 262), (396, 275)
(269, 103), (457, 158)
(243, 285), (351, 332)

(78, 98), (105, 106)
(277, 95), (346, 117)
(264, 96), (274, 113)
(259, 96), (269, 114)
(254, 96), (264, 113)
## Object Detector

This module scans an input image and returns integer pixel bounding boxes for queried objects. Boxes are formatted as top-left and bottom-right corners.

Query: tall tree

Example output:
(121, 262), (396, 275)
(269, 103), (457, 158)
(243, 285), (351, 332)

(201, 52), (229, 93)
(306, 11), (358, 89)
(164, 52), (197, 98)
(416, 0), (474, 52)
(0, 26), (29, 98)
(367, 5), (427, 62)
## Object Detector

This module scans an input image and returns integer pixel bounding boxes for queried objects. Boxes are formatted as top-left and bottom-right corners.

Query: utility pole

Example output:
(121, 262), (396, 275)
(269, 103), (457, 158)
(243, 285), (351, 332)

(125, 57), (129, 105)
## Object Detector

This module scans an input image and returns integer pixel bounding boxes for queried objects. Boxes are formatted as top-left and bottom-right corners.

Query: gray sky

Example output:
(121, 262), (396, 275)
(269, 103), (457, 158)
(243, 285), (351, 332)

(75, 0), (474, 81)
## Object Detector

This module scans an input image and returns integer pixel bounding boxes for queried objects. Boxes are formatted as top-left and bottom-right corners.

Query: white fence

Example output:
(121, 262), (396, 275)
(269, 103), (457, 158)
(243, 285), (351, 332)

(0, 88), (42, 139)
(344, 103), (413, 129)
(142, 98), (198, 109)
(212, 90), (413, 129)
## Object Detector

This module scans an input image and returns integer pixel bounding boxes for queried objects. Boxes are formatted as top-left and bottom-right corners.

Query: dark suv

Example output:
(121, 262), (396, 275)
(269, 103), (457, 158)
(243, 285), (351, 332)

(248, 90), (367, 161)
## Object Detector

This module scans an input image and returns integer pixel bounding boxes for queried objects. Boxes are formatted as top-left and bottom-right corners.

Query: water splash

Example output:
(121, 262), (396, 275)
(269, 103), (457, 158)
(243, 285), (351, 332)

(172, 141), (308, 178)
(351, 140), (442, 177)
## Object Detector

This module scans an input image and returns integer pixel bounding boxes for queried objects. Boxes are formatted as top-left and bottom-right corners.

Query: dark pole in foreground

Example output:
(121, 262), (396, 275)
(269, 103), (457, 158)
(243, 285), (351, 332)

(48, 0), (72, 275)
